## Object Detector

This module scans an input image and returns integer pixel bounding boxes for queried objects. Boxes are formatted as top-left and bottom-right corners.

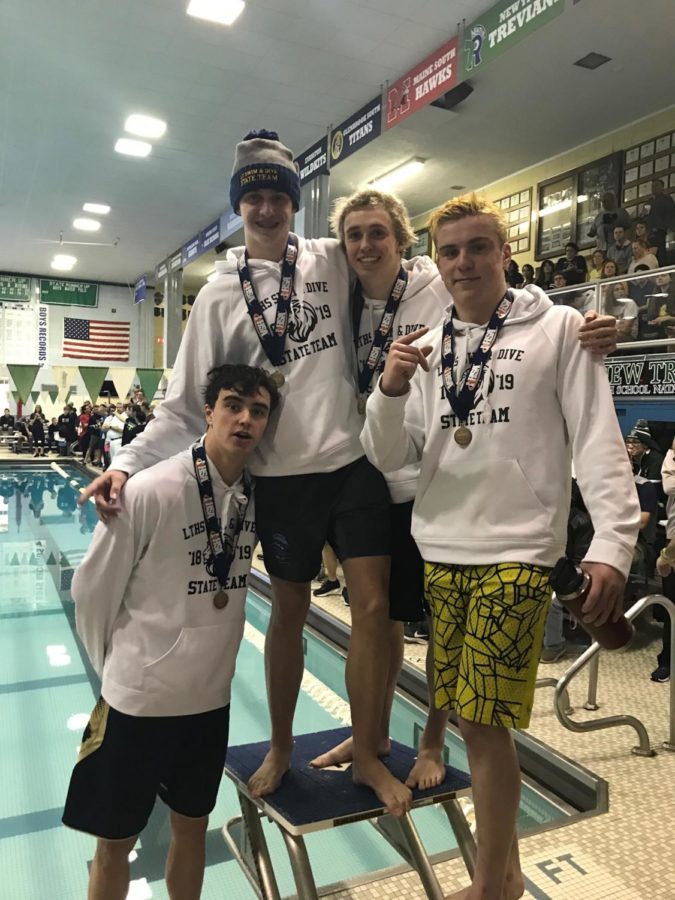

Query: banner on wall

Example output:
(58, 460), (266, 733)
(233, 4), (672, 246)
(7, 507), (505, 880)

(37, 305), (48, 364)
(221, 209), (243, 239)
(39, 280), (98, 307)
(135, 368), (164, 402)
(462, 0), (565, 77)
(199, 220), (221, 254)
(295, 137), (329, 186)
(1, 305), (38, 363)
(78, 366), (108, 404)
(386, 37), (458, 130)
(0, 275), (31, 302)
(605, 353), (675, 398)
(155, 260), (168, 281)
(330, 97), (382, 166)
(134, 277), (146, 304)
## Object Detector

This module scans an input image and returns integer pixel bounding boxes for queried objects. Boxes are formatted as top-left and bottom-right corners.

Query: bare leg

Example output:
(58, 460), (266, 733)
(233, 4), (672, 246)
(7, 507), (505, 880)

(88, 835), (137, 900)
(446, 718), (521, 900)
(342, 555), (412, 817)
(310, 618), (401, 768)
(248, 577), (310, 797)
(407, 623), (450, 789)
(322, 544), (338, 582)
(165, 811), (208, 900)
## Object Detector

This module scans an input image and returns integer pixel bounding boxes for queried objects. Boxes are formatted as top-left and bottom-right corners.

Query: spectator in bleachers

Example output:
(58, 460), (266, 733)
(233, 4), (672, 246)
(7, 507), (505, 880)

(626, 421), (664, 481)
(628, 239), (659, 274)
(588, 249), (606, 281)
(506, 259), (524, 288)
(58, 404), (78, 448)
(601, 280), (638, 341)
(641, 178), (675, 264)
(553, 268), (594, 313)
(627, 442), (659, 577)
(521, 263), (535, 286)
(78, 403), (91, 456)
(47, 417), (60, 452)
(607, 225), (633, 274)
(645, 272), (675, 338)
(535, 258), (555, 290)
(587, 191), (632, 252)
(634, 220), (659, 257)
(30, 410), (46, 457)
(0, 408), (15, 431)
(601, 258), (619, 280)
(121, 404), (147, 446)
(555, 241), (588, 278)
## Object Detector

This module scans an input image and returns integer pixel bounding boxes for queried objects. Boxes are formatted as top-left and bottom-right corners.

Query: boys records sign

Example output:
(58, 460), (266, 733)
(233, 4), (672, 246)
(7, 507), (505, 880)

(386, 37), (458, 130)
(295, 137), (329, 186)
(330, 97), (382, 166)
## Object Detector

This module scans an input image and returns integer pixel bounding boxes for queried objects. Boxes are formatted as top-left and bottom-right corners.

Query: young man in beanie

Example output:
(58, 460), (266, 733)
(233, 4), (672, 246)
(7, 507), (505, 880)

(81, 130), (412, 816)
(361, 194), (639, 899)
(64, 364), (277, 900)
(626, 420), (665, 481)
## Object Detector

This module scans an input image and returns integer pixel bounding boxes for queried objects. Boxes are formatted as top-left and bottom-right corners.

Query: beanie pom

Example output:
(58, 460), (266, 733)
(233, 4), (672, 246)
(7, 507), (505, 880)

(243, 129), (280, 142)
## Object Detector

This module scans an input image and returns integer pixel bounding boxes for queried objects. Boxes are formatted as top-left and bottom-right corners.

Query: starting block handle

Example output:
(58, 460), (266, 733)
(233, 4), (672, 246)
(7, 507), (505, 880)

(239, 794), (282, 900)
(441, 799), (477, 878)
(279, 829), (319, 900)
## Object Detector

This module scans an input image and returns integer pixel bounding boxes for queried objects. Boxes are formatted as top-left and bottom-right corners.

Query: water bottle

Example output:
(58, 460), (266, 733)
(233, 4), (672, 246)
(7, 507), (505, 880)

(549, 557), (634, 651)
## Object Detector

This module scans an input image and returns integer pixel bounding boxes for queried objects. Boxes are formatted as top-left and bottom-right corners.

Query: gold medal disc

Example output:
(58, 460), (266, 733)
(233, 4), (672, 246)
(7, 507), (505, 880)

(213, 589), (229, 610)
(454, 425), (472, 448)
(270, 371), (285, 388)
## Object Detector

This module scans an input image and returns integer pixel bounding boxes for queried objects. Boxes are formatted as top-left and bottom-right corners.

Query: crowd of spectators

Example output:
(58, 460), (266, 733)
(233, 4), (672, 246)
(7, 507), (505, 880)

(512, 181), (675, 344)
(0, 387), (154, 469)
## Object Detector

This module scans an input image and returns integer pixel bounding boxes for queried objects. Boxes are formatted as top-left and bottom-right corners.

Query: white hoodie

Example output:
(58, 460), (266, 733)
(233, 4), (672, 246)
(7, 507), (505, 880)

(111, 236), (363, 478)
(361, 285), (641, 577)
(72, 447), (256, 717)
(356, 255), (448, 502)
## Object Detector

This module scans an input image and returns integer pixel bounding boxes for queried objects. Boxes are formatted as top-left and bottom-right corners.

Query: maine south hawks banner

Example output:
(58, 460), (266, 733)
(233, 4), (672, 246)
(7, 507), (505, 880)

(330, 97), (382, 166)
(295, 137), (329, 186)
(386, 36), (458, 129)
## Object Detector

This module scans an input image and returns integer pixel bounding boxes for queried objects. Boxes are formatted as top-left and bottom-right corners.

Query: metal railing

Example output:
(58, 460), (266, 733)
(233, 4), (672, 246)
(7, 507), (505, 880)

(553, 594), (675, 756)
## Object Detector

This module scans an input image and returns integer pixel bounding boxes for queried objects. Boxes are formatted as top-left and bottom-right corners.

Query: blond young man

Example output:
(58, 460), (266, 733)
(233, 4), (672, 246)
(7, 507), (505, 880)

(360, 193), (640, 900)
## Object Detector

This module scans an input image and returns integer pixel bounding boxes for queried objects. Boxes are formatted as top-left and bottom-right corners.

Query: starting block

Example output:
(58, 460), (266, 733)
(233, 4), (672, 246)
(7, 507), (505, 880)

(223, 726), (475, 899)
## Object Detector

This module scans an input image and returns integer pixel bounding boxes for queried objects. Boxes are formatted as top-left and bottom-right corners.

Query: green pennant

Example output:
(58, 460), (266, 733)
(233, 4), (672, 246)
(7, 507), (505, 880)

(30, 391), (40, 403)
(47, 553), (58, 566)
(135, 368), (164, 403)
(48, 389), (60, 403)
(7, 365), (40, 403)
(78, 366), (108, 404)
(10, 553), (20, 566)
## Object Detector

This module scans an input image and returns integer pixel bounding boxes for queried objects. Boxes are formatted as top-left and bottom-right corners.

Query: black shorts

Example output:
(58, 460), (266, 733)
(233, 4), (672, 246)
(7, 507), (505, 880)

(389, 500), (425, 622)
(62, 699), (230, 840)
(255, 456), (391, 583)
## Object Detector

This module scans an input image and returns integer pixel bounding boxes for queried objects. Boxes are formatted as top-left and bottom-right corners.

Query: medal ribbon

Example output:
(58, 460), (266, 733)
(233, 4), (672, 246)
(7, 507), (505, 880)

(352, 266), (409, 397)
(441, 291), (514, 422)
(237, 234), (299, 367)
(191, 440), (253, 590)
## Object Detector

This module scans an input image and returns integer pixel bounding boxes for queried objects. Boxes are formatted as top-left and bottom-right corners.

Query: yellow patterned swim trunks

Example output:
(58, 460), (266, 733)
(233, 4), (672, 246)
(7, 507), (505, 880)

(425, 561), (552, 728)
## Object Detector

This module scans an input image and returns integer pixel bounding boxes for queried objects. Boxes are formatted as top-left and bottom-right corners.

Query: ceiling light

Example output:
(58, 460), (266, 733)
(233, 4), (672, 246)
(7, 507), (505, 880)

(368, 158), (425, 193)
(115, 138), (152, 157)
(206, 271), (219, 283)
(73, 217), (101, 232)
(124, 114), (167, 139)
(51, 254), (77, 271)
(574, 52), (611, 70)
(187, 0), (245, 26)
(83, 203), (111, 215)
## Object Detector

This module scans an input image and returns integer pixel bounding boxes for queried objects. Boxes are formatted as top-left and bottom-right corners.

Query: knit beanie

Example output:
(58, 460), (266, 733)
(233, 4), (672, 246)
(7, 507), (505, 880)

(230, 130), (300, 213)
(627, 419), (658, 450)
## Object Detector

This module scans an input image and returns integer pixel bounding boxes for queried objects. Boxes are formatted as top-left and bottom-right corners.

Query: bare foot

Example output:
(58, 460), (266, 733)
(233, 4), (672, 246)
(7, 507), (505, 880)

(503, 869), (525, 900)
(405, 747), (445, 789)
(352, 757), (412, 817)
(443, 888), (470, 899)
(309, 735), (391, 768)
(247, 746), (291, 798)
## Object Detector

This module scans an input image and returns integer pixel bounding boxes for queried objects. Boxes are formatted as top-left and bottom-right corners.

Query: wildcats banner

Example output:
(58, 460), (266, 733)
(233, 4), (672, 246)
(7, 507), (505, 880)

(295, 137), (329, 186)
(330, 97), (382, 166)
(386, 37), (458, 130)
(605, 354), (675, 398)
(463, 0), (564, 77)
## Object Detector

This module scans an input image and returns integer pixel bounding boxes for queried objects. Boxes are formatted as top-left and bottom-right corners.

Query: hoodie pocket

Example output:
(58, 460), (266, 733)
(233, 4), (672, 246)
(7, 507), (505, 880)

(142, 625), (238, 696)
(417, 457), (552, 546)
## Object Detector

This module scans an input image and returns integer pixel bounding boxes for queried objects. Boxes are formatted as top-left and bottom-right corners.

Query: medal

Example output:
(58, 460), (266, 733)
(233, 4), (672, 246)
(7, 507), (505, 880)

(270, 371), (285, 388)
(357, 396), (367, 415)
(454, 425), (472, 448)
(213, 589), (229, 610)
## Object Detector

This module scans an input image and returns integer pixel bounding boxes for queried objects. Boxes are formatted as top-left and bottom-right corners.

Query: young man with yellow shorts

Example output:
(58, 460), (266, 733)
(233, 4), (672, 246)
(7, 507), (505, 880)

(361, 194), (640, 900)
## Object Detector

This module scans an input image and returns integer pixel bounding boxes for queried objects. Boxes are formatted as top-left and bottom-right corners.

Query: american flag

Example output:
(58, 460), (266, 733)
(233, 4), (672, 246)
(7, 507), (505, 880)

(63, 317), (130, 361)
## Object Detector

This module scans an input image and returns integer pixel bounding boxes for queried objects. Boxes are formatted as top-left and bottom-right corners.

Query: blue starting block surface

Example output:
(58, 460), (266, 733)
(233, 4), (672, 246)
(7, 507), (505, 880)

(224, 727), (472, 836)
